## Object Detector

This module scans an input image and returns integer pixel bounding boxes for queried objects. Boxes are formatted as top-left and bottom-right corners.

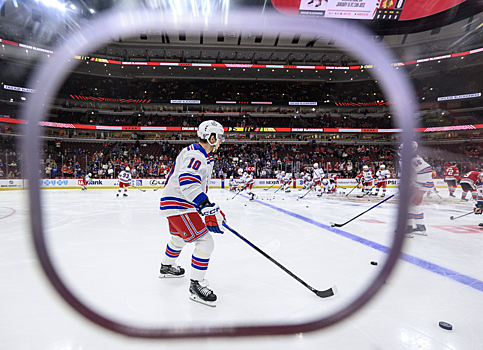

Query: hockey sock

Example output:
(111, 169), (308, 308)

(462, 191), (468, 199)
(190, 249), (211, 282)
(162, 243), (183, 266)
(473, 191), (477, 200)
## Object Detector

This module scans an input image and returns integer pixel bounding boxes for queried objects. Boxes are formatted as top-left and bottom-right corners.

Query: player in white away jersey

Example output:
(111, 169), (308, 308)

(300, 172), (312, 190)
(399, 141), (434, 237)
(81, 173), (91, 191)
(357, 165), (374, 197)
(282, 172), (292, 192)
(276, 171), (284, 190)
(374, 164), (390, 197)
(313, 163), (325, 197)
(117, 167), (132, 197)
(238, 170), (256, 200)
(228, 175), (237, 192)
(159, 120), (225, 307)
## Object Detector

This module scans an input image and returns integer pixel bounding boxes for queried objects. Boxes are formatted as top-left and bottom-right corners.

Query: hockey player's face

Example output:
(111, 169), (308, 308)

(212, 137), (222, 153)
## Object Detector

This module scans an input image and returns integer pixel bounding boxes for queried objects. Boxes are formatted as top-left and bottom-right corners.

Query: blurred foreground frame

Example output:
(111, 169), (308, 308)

(22, 8), (417, 339)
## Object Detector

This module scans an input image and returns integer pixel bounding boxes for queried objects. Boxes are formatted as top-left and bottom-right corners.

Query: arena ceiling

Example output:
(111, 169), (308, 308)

(1, 0), (483, 82)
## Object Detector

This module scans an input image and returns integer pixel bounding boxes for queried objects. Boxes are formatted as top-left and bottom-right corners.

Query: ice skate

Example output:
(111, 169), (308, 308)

(285, 189), (291, 193)
(189, 279), (217, 307)
(396, 225), (414, 238)
(449, 193), (456, 197)
(249, 193), (256, 201)
(413, 224), (427, 236)
(159, 263), (185, 278)
(381, 193), (385, 197)
(116, 193), (119, 197)
(479, 223), (483, 227)
(308, 0), (314, 4)
(460, 198), (469, 202)
(123, 193), (128, 197)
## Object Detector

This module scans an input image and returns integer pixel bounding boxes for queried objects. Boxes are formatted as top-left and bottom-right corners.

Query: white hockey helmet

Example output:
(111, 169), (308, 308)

(197, 120), (224, 146)
(230, 175), (233, 179)
(88, 173), (92, 177)
(313, 163), (319, 168)
(380, 164), (385, 169)
(237, 168), (243, 175)
(398, 141), (418, 156)
(300, 172), (304, 176)
(281, 171), (285, 175)
(126, 166), (130, 172)
(363, 165), (369, 171)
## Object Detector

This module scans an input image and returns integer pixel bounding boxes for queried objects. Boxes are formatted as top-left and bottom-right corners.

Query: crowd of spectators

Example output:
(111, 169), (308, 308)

(47, 109), (394, 130)
(3, 135), (483, 181)
(37, 138), (396, 181)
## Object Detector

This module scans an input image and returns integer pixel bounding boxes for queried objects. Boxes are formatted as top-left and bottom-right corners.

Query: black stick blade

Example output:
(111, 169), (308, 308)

(450, 216), (454, 220)
(316, 285), (338, 298)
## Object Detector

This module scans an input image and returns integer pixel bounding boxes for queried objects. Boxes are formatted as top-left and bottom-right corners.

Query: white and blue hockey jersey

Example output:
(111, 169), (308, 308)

(160, 143), (214, 217)
(400, 155), (434, 191)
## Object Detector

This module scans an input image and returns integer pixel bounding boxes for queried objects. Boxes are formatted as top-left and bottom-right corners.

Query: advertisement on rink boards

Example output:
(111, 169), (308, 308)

(0, 179), (24, 190)
(1, 178), (449, 190)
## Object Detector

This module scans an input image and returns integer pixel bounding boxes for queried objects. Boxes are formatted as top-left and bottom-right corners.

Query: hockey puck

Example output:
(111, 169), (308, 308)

(439, 322), (452, 331)
(244, 204), (247, 206)
(306, 206), (309, 208)
(370, 261), (378, 265)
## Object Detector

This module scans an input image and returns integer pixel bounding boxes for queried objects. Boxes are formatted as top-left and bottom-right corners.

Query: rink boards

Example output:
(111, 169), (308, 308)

(0, 178), (449, 190)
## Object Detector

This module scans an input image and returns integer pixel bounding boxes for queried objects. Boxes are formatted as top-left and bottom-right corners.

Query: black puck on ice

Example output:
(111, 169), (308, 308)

(439, 322), (452, 331)
(244, 204), (247, 206)
(306, 206), (309, 208)
(370, 261), (378, 265)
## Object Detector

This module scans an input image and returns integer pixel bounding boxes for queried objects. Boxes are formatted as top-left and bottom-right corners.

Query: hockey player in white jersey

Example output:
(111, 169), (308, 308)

(357, 165), (374, 197)
(300, 172), (312, 190)
(276, 171), (284, 191)
(117, 167), (132, 197)
(374, 164), (390, 197)
(159, 120), (226, 307)
(313, 163), (325, 197)
(282, 172), (293, 193)
(228, 175), (237, 192)
(81, 173), (91, 191)
(399, 141), (434, 237)
(239, 170), (256, 201)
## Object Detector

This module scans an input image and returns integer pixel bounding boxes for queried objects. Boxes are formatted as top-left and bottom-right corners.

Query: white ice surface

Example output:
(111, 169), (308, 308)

(1, 187), (483, 350)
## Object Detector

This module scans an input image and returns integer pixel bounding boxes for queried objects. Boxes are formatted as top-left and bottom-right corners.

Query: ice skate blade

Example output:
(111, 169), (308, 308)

(189, 294), (216, 307)
(412, 231), (427, 236)
(159, 273), (185, 278)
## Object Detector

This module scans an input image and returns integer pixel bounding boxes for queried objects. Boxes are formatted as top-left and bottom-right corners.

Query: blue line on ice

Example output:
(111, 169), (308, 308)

(249, 196), (483, 293)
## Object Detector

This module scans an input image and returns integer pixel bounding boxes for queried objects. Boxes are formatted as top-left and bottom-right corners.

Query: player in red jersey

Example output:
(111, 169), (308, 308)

(460, 170), (481, 201)
(444, 163), (460, 197)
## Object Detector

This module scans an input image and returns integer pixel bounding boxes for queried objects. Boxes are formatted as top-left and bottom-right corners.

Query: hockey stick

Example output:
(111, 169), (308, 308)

(222, 222), (337, 298)
(331, 193), (395, 227)
(273, 185), (284, 194)
(357, 184), (377, 198)
(228, 188), (243, 200)
(153, 185), (164, 191)
(263, 183), (277, 191)
(431, 187), (442, 199)
(298, 188), (312, 199)
(131, 185), (146, 192)
(345, 184), (360, 197)
(450, 211), (474, 220)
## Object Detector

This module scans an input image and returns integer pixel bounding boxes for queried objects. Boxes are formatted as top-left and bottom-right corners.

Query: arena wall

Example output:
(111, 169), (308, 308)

(0, 178), (448, 190)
